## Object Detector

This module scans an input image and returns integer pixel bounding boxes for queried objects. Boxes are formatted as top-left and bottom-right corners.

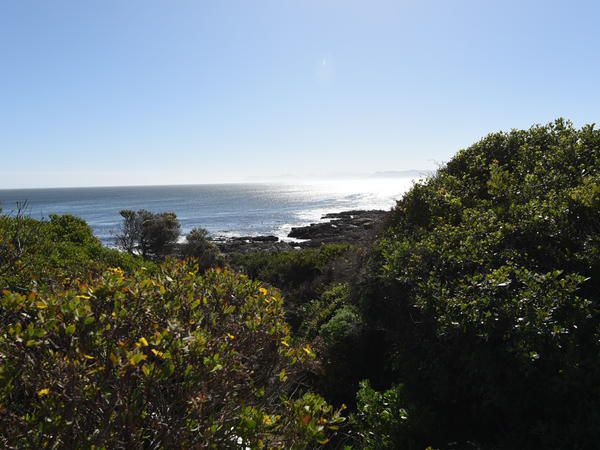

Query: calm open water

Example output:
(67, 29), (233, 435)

(0, 179), (415, 245)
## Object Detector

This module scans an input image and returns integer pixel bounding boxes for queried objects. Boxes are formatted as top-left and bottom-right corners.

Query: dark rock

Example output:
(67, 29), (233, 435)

(288, 209), (387, 246)
(207, 209), (388, 256)
(238, 235), (279, 242)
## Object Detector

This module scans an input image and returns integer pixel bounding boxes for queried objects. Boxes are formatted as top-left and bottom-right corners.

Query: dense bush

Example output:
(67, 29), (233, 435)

(0, 212), (147, 292)
(232, 244), (371, 404)
(231, 245), (372, 409)
(307, 284), (366, 407)
(354, 119), (600, 449)
(231, 244), (355, 331)
(182, 227), (224, 271)
(0, 260), (344, 448)
(351, 381), (415, 450)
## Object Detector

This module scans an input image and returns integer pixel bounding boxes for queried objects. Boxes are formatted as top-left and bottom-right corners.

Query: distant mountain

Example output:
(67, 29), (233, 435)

(244, 170), (433, 182)
(369, 170), (433, 178)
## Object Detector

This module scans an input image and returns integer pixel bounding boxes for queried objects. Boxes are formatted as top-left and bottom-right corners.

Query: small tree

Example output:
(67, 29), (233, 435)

(115, 209), (180, 259)
(0, 202), (41, 288)
(182, 227), (224, 271)
(114, 209), (141, 254)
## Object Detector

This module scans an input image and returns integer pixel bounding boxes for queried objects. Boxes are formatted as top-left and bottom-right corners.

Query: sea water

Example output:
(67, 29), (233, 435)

(0, 178), (417, 245)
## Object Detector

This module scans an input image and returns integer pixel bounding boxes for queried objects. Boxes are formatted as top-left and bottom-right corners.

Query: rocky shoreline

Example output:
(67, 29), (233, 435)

(211, 209), (388, 254)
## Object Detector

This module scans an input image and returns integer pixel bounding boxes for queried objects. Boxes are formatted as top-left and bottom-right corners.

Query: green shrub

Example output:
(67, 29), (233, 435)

(182, 227), (224, 271)
(0, 260), (344, 448)
(352, 381), (414, 450)
(319, 304), (362, 347)
(356, 119), (600, 449)
(0, 213), (148, 292)
(231, 244), (353, 331)
(300, 283), (351, 339)
(231, 245), (370, 407)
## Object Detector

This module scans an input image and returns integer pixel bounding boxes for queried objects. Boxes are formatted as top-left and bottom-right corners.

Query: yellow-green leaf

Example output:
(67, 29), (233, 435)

(37, 388), (50, 397)
(129, 353), (147, 366)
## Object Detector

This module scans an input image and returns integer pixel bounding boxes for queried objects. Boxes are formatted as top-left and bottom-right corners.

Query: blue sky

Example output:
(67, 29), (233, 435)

(1, 0), (599, 188)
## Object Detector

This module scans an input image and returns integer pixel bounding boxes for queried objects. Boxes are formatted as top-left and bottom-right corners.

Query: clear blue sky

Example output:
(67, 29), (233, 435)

(1, 0), (599, 188)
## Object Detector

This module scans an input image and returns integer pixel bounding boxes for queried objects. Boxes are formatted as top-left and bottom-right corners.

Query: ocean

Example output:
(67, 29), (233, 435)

(0, 178), (416, 246)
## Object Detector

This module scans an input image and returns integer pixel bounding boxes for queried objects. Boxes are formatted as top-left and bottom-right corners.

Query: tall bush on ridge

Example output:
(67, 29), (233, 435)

(0, 212), (145, 291)
(352, 119), (600, 449)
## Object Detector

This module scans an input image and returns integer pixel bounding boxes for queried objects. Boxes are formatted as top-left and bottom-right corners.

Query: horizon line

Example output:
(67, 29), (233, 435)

(0, 171), (432, 191)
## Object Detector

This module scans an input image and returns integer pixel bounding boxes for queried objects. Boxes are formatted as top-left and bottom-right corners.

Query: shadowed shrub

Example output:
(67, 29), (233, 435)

(354, 119), (600, 449)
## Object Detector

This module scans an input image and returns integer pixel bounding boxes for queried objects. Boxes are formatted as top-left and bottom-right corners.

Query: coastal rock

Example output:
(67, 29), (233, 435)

(209, 210), (388, 255)
(231, 235), (279, 242)
(289, 209), (387, 246)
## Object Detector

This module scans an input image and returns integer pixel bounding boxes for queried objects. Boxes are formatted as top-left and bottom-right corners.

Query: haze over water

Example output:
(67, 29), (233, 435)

(0, 178), (416, 245)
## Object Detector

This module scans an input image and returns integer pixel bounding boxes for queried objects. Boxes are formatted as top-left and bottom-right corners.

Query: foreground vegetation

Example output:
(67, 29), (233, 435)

(0, 211), (343, 448)
(1, 119), (598, 449)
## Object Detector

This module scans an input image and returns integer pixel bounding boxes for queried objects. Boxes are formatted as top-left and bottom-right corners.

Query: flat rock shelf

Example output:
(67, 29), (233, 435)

(212, 209), (388, 254)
